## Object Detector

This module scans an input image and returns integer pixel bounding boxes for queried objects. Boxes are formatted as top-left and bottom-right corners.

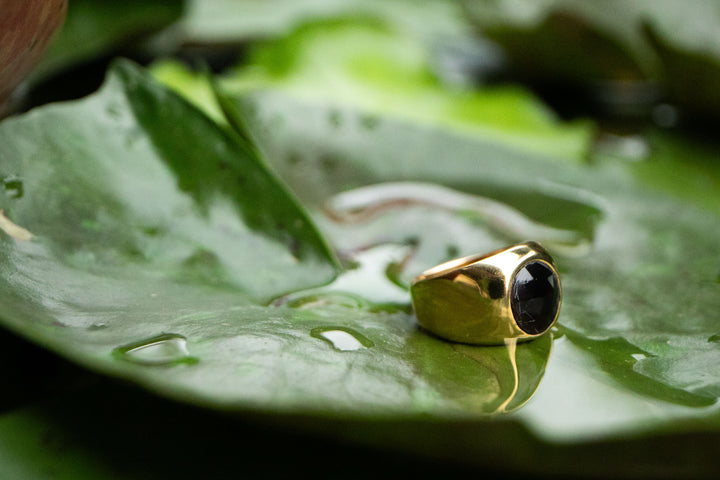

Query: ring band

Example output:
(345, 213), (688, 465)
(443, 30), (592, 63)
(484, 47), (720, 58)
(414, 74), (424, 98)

(410, 241), (561, 345)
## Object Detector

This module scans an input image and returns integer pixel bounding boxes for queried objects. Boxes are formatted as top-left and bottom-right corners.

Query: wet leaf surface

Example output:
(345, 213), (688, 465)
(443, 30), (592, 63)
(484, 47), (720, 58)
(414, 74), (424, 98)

(204, 21), (720, 442)
(229, 86), (720, 415)
(0, 61), (556, 423)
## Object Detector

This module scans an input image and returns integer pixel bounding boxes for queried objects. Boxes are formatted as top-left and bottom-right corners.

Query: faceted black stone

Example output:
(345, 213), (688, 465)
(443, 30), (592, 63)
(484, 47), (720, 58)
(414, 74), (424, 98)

(511, 261), (559, 335)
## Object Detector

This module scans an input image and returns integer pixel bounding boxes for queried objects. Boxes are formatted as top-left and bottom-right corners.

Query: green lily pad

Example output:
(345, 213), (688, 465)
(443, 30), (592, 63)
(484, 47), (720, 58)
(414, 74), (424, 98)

(153, 21), (592, 163)
(216, 20), (593, 162)
(0, 60), (557, 423)
(216, 84), (720, 438)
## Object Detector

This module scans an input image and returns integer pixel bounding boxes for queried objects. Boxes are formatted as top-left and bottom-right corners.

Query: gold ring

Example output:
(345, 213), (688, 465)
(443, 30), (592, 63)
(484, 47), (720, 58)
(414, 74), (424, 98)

(410, 241), (561, 345)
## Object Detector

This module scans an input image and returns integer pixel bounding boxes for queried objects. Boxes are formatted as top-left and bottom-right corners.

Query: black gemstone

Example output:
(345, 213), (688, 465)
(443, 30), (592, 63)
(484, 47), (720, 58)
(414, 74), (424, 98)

(511, 261), (559, 335)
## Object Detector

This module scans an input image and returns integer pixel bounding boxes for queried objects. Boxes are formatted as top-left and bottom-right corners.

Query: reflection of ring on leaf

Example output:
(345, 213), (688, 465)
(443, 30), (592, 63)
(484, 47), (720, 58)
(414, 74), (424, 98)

(411, 242), (561, 345)
(407, 330), (553, 414)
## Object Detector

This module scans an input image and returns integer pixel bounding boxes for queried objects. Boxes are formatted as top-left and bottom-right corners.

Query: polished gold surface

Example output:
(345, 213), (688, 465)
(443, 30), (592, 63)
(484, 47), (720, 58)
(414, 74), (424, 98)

(411, 241), (561, 345)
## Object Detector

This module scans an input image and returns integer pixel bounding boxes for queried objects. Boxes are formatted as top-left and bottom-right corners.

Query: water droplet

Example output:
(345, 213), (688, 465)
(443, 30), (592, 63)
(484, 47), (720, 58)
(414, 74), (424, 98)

(631, 353), (647, 361)
(2, 176), (23, 199)
(113, 333), (198, 366)
(287, 292), (369, 310)
(278, 289), (407, 313)
(274, 243), (413, 309)
(311, 327), (374, 351)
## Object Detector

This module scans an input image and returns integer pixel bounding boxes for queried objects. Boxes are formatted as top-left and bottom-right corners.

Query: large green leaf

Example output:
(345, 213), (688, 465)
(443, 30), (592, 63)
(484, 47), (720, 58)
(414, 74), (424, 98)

(33, 0), (184, 81)
(0, 60), (556, 422)
(215, 86), (720, 437)
(3, 55), (720, 449)
(216, 20), (592, 162)
(164, 57), (720, 459)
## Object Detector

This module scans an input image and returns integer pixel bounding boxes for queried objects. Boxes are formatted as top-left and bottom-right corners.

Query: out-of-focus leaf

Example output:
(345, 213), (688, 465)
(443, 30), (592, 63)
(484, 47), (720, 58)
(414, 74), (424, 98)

(462, 0), (720, 116)
(645, 23), (720, 118)
(151, 61), (226, 124)
(156, 21), (593, 162)
(0, 375), (498, 480)
(32, 0), (184, 80)
(32, 0), (470, 85)
(181, 0), (469, 45)
(463, 0), (657, 81)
